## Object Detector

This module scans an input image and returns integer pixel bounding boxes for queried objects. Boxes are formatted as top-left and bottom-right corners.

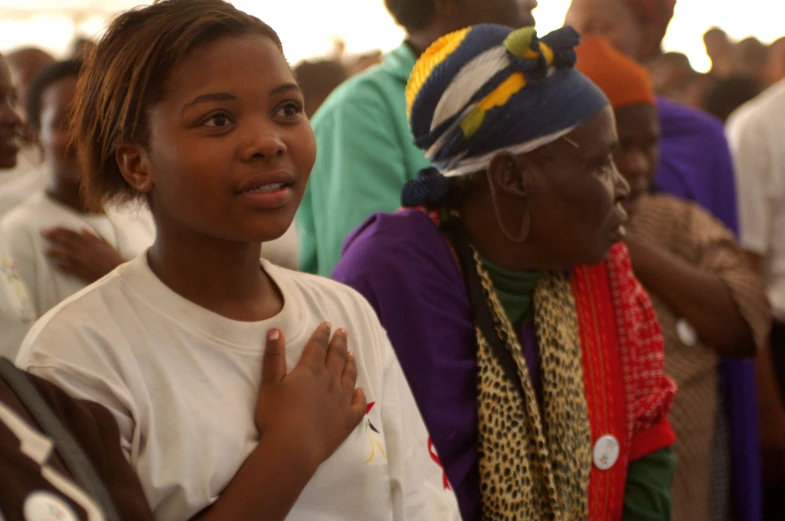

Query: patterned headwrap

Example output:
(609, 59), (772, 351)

(576, 34), (656, 109)
(405, 24), (609, 180)
(621, 0), (676, 40)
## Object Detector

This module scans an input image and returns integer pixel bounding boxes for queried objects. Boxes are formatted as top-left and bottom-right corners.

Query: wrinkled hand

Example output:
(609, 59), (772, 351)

(257, 323), (366, 470)
(41, 227), (125, 283)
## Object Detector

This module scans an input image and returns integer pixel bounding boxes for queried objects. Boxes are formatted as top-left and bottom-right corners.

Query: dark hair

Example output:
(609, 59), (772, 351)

(26, 59), (82, 130)
(293, 60), (347, 95)
(703, 27), (727, 43)
(384, 0), (436, 32)
(73, 0), (283, 210)
(703, 76), (763, 122)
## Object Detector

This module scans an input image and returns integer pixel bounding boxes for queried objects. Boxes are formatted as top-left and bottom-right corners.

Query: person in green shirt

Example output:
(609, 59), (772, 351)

(297, 0), (537, 276)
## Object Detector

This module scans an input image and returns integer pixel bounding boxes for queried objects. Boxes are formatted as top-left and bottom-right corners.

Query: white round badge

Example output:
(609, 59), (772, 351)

(676, 319), (698, 346)
(593, 434), (620, 471)
(23, 491), (78, 521)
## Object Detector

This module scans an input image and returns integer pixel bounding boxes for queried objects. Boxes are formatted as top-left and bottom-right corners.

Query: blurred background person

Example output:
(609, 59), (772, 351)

(70, 36), (97, 60)
(726, 47), (785, 521)
(704, 76), (764, 122)
(0, 47), (53, 220)
(0, 60), (154, 319)
(566, 2), (763, 521)
(704, 27), (733, 78)
(293, 59), (348, 118)
(731, 37), (770, 84)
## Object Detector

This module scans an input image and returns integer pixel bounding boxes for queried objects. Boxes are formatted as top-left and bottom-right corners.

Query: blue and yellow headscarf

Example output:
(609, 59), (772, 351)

(406, 24), (609, 179)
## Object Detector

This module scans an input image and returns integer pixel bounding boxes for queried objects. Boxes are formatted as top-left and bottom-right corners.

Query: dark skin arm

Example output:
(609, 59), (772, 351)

(745, 250), (763, 274)
(41, 227), (125, 283)
(626, 235), (755, 357)
(193, 324), (366, 521)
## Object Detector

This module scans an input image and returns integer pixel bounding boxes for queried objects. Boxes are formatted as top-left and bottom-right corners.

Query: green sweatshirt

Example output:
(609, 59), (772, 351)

(297, 43), (430, 276)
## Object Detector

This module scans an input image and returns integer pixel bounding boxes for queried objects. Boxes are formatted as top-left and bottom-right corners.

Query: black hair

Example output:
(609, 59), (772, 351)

(73, 0), (283, 210)
(25, 59), (83, 130)
(293, 60), (347, 95)
(384, 0), (436, 32)
(703, 76), (763, 123)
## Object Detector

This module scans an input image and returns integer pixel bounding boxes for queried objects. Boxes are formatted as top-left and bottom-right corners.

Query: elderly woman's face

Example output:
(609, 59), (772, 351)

(524, 106), (629, 267)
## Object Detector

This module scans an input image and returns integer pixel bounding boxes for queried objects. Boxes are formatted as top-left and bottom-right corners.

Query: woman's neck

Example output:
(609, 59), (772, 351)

(147, 225), (283, 322)
(458, 201), (558, 272)
(46, 177), (90, 214)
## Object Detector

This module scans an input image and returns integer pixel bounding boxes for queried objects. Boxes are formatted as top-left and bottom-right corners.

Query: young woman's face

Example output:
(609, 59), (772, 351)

(143, 35), (315, 244)
(39, 76), (81, 183)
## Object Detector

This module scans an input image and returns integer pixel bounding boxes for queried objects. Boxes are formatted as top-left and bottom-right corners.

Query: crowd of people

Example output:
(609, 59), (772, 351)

(0, 0), (782, 520)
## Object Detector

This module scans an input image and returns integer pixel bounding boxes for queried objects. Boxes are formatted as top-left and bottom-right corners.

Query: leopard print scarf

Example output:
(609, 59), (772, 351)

(472, 249), (593, 520)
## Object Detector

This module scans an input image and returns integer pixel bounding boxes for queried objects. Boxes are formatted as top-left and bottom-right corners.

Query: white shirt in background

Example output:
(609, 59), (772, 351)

(15, 255), (459, 521)
(0, 247), (35, 359)
(0, 191), (155, 317)
(727, 79), (785, 320)
(0, 145), (47, 220)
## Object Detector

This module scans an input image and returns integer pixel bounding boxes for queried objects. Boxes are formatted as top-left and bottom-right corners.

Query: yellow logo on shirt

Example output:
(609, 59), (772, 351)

(364, 402), (387, 463)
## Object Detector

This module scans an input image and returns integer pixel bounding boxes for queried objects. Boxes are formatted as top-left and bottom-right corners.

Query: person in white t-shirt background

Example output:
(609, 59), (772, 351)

(0, 60), (155, 321)
(0, 53), (36, 357)
(726, 76), (785, 519)
(0, 48), (52, 221)
(15, 1), (459, 520)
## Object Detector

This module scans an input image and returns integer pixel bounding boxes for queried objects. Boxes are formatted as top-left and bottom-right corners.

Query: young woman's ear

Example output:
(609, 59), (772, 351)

(116, 144), (154, 193)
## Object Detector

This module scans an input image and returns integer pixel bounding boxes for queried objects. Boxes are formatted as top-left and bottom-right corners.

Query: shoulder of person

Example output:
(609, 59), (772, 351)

(265, 260), (379, 316)
(730, 83), (785, 136)
(659, 97), (727, 141)
(312, 67), (402, 126)
(337, 210), (443, 276)
(0, 192), (85, 238)
(637, 193), (703, 223)
(15, 269), (128, 367)
(0, 192), (48, 233)
(0, 370), (155, 521)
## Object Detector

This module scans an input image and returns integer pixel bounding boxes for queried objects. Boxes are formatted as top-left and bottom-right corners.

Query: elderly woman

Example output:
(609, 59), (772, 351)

(333, 25), (676, 521)
(575, 35), (770, 521)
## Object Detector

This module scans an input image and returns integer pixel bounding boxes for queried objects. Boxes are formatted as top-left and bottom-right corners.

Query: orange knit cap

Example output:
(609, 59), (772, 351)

(575, 34), (656, 109)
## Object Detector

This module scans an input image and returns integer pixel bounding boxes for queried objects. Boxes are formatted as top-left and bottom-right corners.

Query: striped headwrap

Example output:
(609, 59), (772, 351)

(405, 24), (609, 180)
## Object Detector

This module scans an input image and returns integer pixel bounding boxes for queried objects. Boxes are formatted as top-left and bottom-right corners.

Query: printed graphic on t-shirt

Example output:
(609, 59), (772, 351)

(364, 402), (387, 463)
(428, 438), (451, 490)
(0, 255), (34, 319)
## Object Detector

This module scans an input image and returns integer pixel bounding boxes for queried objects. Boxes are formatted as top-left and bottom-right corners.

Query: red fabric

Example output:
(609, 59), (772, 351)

(576, 34), (656, 109)
(571, 242), (677, 519)
(630, 419), (677, 461)
(573, 261), (629, 521)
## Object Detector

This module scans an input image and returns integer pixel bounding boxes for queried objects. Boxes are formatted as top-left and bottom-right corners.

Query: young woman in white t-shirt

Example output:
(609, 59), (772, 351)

(15, 1), (458, 520)
(0, 60), (155, 318)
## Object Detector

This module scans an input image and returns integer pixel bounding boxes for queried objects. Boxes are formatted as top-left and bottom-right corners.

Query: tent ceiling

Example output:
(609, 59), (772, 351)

(0, 1), (149, 14)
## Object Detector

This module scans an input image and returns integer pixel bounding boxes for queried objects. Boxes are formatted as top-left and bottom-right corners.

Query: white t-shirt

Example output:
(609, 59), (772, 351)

(15, 255), (459, 521)
(0, 248), (35, 359)
(0, 191), (155, 318)
(0, 146), (48, 221)
(727, 80), (785, 320)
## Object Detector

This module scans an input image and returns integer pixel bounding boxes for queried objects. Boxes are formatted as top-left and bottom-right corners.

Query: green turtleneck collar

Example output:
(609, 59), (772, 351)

(479, 257), (542, 325)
